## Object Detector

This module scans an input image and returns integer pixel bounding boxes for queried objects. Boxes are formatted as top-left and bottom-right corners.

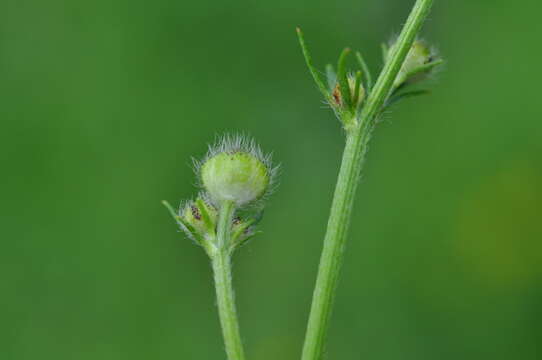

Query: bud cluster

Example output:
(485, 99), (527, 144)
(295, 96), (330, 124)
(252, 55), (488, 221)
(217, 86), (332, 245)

(323, 48), (372, 128)
(164, 135), (278, 255)
(332, 74), (365, 109)
(296, 28), (443, 131)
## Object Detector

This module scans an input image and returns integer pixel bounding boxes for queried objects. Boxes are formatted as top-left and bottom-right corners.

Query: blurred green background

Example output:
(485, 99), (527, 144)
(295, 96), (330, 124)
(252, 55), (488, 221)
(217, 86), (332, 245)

(2, 0), (541, 359)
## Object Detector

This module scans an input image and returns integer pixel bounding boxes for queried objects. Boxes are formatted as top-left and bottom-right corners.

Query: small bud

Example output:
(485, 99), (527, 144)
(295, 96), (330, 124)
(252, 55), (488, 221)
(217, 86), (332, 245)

(332, 74), (365, 108)
(180, 198), (217, 237)
(198, 135), (278, 208)
(389, 39), (440, 88)
(231, 216), (255, 245)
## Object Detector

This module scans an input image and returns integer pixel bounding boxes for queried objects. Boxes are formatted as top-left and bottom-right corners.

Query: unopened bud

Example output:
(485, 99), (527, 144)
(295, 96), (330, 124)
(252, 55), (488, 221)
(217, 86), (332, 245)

(199, 135), (277, 208)
(390, 40), (439, 88)
(180, 198), (217, 237)
(332, 75), (365, 108)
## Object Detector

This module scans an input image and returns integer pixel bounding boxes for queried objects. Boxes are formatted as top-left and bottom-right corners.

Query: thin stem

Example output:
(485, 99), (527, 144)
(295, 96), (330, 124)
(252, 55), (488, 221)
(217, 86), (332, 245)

(217, 200), (235, 248)
(213, 200), (246, 360)
(300, 1), (434, 360)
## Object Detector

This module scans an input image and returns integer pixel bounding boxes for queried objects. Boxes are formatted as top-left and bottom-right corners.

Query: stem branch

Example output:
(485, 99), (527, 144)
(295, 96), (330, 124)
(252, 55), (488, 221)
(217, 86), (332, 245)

(301, 1), (434, 359)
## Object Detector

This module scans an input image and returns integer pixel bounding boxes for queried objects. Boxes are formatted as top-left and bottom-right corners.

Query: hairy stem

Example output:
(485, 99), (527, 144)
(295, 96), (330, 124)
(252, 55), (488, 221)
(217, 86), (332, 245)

(301, 1), (434, 359)
(217, 200), (235, 248)
(213, 200), (246, 360)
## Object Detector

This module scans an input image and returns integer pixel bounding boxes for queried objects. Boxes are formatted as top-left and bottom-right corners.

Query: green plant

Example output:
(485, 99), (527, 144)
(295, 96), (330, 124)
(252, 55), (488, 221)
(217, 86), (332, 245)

(297, 0), (442, 359)
(164, 135), (278, 360)
(164, 1), (442, 359)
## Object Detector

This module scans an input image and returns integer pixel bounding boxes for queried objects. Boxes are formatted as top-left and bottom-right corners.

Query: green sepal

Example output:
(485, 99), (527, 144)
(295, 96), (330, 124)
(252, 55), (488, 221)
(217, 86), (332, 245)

(196, 198), (215, 233)
(231, 219), (255, 244)
(337, 48), (352, 109)
(385, 89), (431, 109)
(230, 209), (265, 250)
(162, 200), (206, 246)
(355, 52), (373, 91)
(404, 59), (444, 79)
(296, 28), (331, 102)
(233, 230), (263, 251)
(352, 71), (363, 110)
(177, 216), (206, 246)
(162, 200), (180, 222)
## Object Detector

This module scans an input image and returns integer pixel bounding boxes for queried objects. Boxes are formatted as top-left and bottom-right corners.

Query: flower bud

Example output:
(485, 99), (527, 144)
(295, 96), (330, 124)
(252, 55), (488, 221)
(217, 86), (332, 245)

(199, 136), (277, 208)
(332, 74), (365, 108)
(389, 40), (439, 88)
(180, 198), (217, 237)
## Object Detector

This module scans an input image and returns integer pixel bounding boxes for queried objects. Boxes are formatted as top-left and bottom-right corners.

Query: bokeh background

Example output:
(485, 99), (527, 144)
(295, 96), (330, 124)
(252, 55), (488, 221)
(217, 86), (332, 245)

(2, 0), (541, 359)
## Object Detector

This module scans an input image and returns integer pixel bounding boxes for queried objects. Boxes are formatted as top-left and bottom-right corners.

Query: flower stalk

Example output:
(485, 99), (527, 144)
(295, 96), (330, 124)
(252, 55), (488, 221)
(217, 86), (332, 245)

(164, 135), (278, 360)
(213, 200), (245, 360)
(299, 1), (438, 359)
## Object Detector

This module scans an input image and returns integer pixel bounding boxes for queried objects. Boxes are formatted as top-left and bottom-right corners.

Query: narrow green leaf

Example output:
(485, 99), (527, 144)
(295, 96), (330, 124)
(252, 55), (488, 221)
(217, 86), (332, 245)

(356, 52), (373, 91)
(196, 198), (214, 232)
(352, 71), (363, 108)
(162, 200), (178, 219)
(162, 200), (205, 245)
(178, 217), (206, 245)
(337, 48), (352, 109)
(296, 28), (330, 100)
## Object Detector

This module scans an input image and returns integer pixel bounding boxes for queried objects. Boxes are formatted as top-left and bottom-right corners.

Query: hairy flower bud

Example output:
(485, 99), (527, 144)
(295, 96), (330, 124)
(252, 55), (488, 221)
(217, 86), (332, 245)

(198, 135), (278, 208)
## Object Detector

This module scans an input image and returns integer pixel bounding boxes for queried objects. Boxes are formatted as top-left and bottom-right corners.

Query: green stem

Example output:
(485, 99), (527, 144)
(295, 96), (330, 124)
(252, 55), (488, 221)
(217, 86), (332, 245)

(301, 1), (434, 360)
(217, 200), (236, 248)
(213, 200), (246, 360)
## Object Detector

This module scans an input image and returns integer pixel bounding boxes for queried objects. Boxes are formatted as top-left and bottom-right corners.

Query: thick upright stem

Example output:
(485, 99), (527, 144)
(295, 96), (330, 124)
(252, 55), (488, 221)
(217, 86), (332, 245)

(301, 1), (434, 359)
(213, 200), (246, 360)
(301, 130), (367, 360)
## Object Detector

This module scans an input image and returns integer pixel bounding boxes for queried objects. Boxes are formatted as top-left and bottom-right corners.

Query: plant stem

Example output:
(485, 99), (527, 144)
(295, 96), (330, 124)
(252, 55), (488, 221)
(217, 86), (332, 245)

(217, 200), (236, 248)
(300, 1), (434, 360)
(213, 200), (246, 360)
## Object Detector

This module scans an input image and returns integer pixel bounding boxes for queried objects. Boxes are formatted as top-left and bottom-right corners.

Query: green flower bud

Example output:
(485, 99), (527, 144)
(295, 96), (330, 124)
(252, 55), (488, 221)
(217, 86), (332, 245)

(167, 197), (219, 247)
(332, 74), (365, 108)
(231, 209), (263, 245)
(198, 135), (278, 208)
(389, 39), (440, 88)
(180, 197), (217, 236)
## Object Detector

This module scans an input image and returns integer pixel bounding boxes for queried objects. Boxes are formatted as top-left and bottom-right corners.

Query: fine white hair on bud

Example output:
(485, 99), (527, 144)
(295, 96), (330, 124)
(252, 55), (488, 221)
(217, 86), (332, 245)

(195, 134), (279, 208)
